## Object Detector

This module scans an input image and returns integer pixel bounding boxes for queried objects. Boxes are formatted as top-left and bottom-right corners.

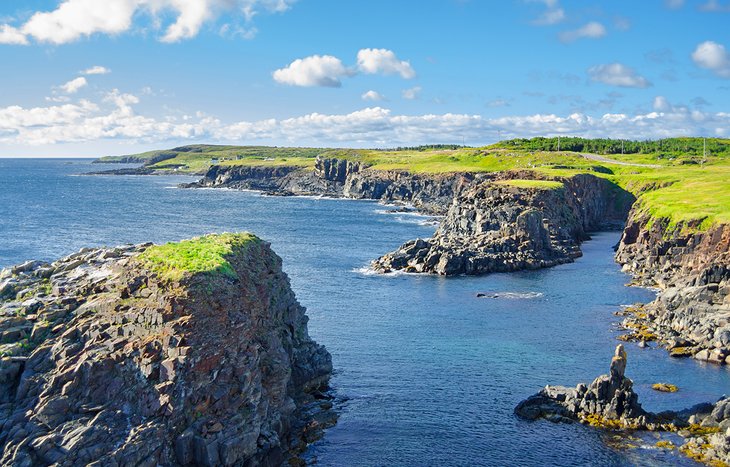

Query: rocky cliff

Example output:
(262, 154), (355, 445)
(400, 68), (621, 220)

(615, 210), (730, 365)
(185, 157), (469, 214)
(516, 345), (730, 466)
(0, 233), (333, 466)
(373, 174), (633, 275)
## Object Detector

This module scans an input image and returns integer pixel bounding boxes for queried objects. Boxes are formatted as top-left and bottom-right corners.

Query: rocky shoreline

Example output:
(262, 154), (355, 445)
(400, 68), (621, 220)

(90, 157), (730, 370)
(515, 345), (730, 466)
(0, 234), (333, 466)
(179, 158), (730, 368)
(614, 211), (730, 365)
(372, 173), (632, 275)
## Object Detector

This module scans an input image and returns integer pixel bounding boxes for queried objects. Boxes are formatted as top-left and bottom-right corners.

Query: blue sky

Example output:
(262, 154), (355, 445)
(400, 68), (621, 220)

(0, 0), (729, 156)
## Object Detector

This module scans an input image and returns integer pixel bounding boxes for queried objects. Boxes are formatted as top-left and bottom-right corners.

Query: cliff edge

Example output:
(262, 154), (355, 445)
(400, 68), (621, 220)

(0, 233), (333, 466)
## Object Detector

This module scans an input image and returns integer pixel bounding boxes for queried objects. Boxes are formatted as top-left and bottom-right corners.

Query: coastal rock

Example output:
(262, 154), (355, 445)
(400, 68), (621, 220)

(515, 345), (646, 425)
(516, 346), (730, 466)
(185, 157), (471, 214)
(373, 173), (633, 276)
(0, 233), (333, 466)
(616, 212), (730, 364)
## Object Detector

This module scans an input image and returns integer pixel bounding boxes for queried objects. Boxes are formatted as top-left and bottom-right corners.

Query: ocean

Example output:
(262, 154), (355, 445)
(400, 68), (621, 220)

(1, 158), (727, 466)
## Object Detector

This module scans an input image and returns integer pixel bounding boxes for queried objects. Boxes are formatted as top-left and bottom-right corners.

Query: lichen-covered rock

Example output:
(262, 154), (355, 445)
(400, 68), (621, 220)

(515, 345), (646, 426)
(0, 233), (333, 466)
(616, 212), (730, 364)
(515, 346), (730, 466)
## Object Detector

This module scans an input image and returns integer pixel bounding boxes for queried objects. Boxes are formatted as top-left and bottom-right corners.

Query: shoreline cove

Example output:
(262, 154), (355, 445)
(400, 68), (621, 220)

(0, 158), (726, 465)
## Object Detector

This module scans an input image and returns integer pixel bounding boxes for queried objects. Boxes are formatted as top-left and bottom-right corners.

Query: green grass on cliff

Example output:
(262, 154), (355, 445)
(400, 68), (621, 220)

(102, 137), (730, 232)
(493, 179), (564, 190)
(137, 233), (259, 280)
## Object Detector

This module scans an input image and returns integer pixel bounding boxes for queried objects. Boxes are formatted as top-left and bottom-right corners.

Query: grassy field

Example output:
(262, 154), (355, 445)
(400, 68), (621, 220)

(99, 138), (730, 232)
(136, 232), (259, 280)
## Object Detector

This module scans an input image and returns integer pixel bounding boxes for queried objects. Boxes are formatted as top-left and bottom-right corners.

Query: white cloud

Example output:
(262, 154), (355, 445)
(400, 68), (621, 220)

(527, 0), (565, 25)
(60, 77), (88, 94)
(272, 55), (352, 87)
(357, 48), (415, 79)
(0, 25), (28, 45)
(533, 8), (565, 25)
(0, 0), (295, 45)
(82, 65), (110, 75)
(653, 96), (671, 111)
(692, 41), (730, 78)
(588, 63), (651, 88)
(700, 0), (730, 12)
(2, 92), (730, 149)
(362, 90), (385, 101)
(558, 21), (606, 43)
(402, 86), (421, 100)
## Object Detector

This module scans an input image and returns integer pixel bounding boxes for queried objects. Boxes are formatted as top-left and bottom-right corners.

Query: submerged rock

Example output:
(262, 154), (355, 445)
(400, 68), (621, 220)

(0, 233), (333, 466)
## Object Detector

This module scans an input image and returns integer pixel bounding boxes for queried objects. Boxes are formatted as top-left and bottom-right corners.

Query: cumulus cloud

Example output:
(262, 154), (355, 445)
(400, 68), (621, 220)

(60, 77), (88, 94)
(588, 63), (651, 88)
(0, 25), (28, 45)
(273, 48), (415, 87)
(357, 48), (415, 79)
(0, 0), (295, 45)
(692, 41), (730, 78)
(558, 22), (606, 43)
(361, 90), (385, 101)
(82, 65), (110, 75)
(272, 55), (352, 87)
(2, 91), (730, 148)
(402, 86), (421, 100)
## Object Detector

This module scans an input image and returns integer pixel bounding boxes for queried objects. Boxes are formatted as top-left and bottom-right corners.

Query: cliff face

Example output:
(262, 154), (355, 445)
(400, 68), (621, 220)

(186, 157), (468, 214)
(373, 174), (633, 275)
(0, 234), (332, 466)
(615, 211), (730, 364)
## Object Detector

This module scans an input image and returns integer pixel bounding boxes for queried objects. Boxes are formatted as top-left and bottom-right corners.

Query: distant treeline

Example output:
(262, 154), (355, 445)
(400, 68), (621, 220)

(377, 144), (466, 152)
(494, 137), (730, 157)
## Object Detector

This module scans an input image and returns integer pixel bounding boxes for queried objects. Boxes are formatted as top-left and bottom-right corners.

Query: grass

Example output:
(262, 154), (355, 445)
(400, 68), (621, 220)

(493, 179), (564, 190)
(98, 138), (730, 232)
(136, 232), (259, 281)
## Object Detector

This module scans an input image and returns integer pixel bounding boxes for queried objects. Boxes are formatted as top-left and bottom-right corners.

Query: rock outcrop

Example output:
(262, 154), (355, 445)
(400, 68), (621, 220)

(185, 156), (470, 214)
(0, 233), (333, 466)
(615, 211), (730, 365)
(515, 345), (730, 466)
(373, 174), (633, 275)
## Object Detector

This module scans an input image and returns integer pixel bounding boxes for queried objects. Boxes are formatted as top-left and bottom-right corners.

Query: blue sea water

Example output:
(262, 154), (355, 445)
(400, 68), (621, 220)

(1, 158), (728, 466)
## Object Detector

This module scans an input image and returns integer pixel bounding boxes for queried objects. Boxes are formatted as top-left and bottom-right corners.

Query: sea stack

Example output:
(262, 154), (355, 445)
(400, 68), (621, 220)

(0, 233), (333, 466)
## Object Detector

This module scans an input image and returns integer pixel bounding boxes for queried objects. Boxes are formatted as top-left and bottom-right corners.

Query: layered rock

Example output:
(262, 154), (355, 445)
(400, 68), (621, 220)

(616, 211), (730, 364)
(185, 156), (470, 214)
(373, 174), (633, 275)
(0, 233), (332, 466)
(515, 345), (730, 466)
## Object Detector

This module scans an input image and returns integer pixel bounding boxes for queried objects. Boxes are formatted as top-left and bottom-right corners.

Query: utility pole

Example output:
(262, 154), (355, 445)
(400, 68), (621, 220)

(621, 140), (624, 155)
(557, 135), (561, 152)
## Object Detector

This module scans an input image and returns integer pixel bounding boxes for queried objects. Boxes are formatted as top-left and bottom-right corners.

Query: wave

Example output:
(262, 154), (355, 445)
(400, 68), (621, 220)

(476, 292), (544, 299)
(352, 266), (411, 277)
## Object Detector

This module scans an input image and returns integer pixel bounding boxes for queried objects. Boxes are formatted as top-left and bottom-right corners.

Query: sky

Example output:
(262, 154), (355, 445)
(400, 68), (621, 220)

(0, 0), (729, 157)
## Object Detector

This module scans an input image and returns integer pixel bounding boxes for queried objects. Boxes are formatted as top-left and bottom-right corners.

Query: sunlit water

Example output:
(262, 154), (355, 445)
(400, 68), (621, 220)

(1, 159), (727, 466)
